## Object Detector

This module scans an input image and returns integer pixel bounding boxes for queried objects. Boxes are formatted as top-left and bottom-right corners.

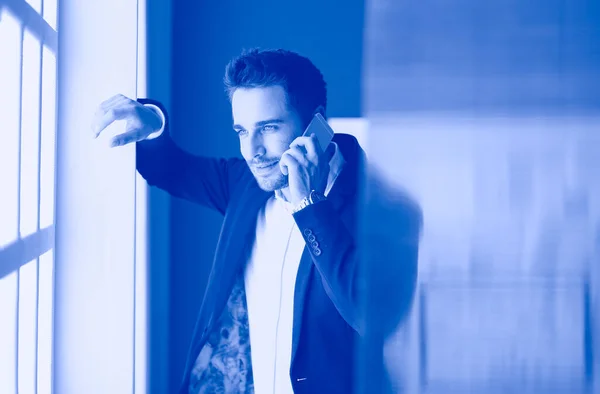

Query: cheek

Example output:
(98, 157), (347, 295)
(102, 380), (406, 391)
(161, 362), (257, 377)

(237, 140), (257, 163)
(263, 136), (292, 157)
(239, 139), (251, 160)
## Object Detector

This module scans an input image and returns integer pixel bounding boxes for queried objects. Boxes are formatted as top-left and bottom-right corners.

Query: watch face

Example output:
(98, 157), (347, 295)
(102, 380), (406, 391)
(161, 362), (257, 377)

(309, 190), (324, 203)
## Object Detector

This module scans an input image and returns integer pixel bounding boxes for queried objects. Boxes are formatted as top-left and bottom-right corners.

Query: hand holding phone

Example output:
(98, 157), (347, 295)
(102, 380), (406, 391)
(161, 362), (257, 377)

(302, 113), (335, 152)
(279, 113), (336, 202)
(279, 113), (335, 178)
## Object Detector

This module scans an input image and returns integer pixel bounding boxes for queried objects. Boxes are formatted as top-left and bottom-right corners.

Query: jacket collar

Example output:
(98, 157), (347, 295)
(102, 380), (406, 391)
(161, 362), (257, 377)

(328, 133), (364, 195)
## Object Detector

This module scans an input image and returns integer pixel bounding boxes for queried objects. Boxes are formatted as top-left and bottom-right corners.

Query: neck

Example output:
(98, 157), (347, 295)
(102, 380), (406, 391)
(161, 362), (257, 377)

(277, 185), (293, 203)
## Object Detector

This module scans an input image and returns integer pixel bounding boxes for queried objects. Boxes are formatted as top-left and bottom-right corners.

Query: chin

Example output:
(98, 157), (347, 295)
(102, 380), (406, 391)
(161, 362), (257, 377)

(255, 173), (288, 192)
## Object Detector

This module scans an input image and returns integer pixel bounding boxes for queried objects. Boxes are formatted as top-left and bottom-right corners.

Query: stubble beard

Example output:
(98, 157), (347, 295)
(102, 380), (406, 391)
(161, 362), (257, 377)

(253, 170), (289, 192)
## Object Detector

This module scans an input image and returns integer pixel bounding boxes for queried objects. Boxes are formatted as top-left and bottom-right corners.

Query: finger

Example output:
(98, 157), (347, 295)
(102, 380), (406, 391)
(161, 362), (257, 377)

(92, 94), (131, 136)
(290, 134), (320, 159)
(93, 103), (134, 138)
(287, 145), (311, 167)
(110, 128), (145, 147)
(100, 94), (129, 110)
(279, 150), (300, 176)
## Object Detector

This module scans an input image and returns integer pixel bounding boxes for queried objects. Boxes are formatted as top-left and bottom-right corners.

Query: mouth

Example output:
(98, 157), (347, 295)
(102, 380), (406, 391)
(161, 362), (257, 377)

(254, 161), (279, 174)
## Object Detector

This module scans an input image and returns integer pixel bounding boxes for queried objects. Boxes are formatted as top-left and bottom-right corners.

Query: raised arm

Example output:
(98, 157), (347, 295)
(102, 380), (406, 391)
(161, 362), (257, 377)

(92, 94), (247, 215)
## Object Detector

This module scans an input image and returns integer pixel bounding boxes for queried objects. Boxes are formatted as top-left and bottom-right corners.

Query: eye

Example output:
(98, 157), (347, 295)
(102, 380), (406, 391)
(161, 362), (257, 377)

(262, 124), (278, 132)
(234, 128), (248, 137)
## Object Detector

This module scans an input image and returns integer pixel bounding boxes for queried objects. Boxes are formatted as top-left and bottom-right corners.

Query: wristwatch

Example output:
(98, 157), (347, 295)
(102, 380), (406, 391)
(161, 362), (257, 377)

(292, 190), (326, 213)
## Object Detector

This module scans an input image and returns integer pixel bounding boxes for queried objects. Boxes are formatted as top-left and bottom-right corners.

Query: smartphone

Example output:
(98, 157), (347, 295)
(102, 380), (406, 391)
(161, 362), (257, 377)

(281, 113), (335, 175)
(302, 113), (335, 151)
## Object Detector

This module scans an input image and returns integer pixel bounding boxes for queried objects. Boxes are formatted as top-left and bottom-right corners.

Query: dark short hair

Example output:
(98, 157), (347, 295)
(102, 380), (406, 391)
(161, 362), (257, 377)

(224, 48), (328, 125)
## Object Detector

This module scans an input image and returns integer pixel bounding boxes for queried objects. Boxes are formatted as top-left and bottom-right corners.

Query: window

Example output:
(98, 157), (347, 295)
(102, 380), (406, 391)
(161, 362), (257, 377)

(0, 1), (58, 393)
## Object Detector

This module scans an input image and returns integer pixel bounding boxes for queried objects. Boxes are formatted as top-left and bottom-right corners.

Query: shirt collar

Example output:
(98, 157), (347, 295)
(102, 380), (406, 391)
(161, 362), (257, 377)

(274, 141), (346, 211)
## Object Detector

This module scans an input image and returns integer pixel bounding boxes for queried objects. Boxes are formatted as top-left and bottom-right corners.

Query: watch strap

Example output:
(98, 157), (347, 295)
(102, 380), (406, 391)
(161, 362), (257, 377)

(292, 190), (325, 213)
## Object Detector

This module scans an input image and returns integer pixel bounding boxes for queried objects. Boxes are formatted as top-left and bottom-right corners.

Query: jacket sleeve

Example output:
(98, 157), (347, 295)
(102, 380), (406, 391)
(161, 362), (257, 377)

(135, 98), (247, 216)
(292, 174), (422, 337)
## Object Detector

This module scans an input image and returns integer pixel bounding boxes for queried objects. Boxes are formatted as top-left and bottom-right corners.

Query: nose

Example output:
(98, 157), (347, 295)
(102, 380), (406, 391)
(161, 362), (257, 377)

(247, 132), (265, 159)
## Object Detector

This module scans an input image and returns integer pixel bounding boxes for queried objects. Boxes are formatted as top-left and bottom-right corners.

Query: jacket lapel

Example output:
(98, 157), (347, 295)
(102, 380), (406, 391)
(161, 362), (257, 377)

(203, 178), (272, 336)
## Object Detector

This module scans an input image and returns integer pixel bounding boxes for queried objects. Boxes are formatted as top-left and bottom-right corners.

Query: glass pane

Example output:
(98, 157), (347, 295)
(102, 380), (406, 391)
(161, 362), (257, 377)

(37, 249), (54, 394)
(0, 9), (22, 247)
(20, 30), (42, 238)
(18, 259), (38, 394)
(40, 47), (57, 229)
(25, 0), (42, 14)
(43, 0), (58, 31)
(0, 271), (18, 393)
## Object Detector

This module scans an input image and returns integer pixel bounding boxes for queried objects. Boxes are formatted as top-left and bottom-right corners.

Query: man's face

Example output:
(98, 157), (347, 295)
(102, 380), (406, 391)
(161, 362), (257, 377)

(231, 85), (304, 192)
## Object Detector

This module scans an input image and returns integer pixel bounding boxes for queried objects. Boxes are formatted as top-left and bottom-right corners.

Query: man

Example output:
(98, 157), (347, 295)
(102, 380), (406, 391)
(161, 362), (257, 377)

(93, 48), (421, 394)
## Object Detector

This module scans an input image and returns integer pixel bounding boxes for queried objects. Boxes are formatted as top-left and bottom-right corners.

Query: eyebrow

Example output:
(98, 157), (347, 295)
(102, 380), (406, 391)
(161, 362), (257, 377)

(233, 118), (285, 130)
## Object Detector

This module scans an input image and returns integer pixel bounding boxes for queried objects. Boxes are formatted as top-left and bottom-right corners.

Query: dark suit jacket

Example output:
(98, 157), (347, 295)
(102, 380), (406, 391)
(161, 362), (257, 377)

(136, 99), (421, 394)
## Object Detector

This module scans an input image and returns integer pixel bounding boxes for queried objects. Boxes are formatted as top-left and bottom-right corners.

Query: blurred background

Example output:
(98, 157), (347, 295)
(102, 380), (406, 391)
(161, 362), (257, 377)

(364, 1), (599, 393)
(0, 0), (598, 392)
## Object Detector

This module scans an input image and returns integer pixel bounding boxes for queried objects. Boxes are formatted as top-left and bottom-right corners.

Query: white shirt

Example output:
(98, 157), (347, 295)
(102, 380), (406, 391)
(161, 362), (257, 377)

(244, 143), (345, 394)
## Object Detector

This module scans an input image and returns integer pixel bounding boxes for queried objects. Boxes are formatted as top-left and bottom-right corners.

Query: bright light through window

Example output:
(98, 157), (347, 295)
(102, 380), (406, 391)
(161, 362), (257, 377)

(18, 259), (38, 394)
(37, 249), (54, 394)
(40, 47), (57, 230)
(25, 0), (42, 14)
(20, 29), (42, 238)
(0, 272), (18, 393)
(0, 2), (59, 393)
(43, 0), (58, 30)
(0, 8), (21, 248)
